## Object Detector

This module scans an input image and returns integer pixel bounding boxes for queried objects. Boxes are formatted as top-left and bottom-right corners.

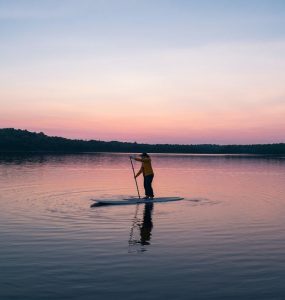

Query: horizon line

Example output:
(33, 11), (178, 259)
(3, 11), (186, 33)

(1, 128), (284, 147)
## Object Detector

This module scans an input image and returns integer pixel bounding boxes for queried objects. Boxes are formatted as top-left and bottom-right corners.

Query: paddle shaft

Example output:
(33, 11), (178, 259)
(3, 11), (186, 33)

(129, 157), (141, 199)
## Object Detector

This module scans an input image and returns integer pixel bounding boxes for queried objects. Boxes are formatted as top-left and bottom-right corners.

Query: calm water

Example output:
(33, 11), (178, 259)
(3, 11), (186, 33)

(1, 153), (285, 300)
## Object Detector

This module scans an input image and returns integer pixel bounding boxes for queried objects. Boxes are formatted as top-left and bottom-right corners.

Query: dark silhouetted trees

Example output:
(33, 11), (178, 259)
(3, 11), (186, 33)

(0, 128), (284, 154)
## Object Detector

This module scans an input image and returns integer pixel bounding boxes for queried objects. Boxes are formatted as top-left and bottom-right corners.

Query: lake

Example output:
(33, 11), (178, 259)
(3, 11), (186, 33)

(1, 153), (285, 300)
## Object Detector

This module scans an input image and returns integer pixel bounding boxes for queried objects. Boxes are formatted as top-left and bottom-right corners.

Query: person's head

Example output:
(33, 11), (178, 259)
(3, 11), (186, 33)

(140, 152), (149, 158)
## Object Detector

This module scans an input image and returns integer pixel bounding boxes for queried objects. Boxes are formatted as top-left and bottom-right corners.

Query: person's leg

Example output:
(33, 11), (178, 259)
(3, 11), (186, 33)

(143, 176), (149, 198)
(145, 175), (154, 198)
(148, 174), (154, 198)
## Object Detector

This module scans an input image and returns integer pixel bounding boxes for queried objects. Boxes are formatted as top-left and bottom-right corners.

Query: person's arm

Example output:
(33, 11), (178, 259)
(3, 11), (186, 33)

(135, 166), (143, 178)
(135, 157), (150, 162)
(134, 157), (142, 162)
(130, 155), (141, 162)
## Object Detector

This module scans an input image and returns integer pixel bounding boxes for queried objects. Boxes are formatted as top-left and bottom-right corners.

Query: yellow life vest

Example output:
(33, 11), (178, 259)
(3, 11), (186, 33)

(141, 157), (154, 176)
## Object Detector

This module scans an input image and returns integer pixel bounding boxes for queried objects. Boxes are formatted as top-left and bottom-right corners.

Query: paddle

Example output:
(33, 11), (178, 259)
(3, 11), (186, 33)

(129, 156), (141, 199)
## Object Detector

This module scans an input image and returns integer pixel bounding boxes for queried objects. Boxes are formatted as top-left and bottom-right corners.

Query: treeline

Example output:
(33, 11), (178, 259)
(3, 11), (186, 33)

(0, 128), (285, 154)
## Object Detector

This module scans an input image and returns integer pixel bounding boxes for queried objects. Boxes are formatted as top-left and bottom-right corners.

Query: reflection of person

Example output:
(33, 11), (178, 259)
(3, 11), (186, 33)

(140, 203), (154, 245)
(131, 153), (154, 199)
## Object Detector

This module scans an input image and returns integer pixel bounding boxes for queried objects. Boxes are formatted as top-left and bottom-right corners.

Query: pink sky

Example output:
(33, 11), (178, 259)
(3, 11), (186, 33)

(1, 2), (285, 144)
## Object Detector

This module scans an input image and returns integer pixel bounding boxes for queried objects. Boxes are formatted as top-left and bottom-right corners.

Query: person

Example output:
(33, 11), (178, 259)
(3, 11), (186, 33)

(131, 153), (154, 199)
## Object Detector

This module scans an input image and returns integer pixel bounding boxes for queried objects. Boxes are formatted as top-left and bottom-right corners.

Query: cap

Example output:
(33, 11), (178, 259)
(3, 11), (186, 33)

(140, 152), (149, 157)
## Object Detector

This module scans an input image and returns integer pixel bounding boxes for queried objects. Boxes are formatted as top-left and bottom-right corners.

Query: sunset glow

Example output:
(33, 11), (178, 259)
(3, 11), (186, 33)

(1, 0), (285, 144)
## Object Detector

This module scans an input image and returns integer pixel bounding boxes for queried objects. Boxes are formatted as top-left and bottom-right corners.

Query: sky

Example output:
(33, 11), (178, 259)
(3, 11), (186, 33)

(0, 0), (285, 144)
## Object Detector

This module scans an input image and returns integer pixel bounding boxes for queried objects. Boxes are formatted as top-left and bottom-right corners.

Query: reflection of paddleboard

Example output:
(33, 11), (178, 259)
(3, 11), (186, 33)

(91, 197), (184, 207)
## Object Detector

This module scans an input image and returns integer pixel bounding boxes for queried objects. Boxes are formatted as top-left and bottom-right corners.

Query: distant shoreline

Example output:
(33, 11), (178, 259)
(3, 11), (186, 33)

(1, 128), (285, 155)
(0, 151), (284, 156)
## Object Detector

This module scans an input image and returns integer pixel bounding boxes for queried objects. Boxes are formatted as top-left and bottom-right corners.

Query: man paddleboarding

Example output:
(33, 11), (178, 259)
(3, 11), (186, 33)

(131, 153), (154, 199)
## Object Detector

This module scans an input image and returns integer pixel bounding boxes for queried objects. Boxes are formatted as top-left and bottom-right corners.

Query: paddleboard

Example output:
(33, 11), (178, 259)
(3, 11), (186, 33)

(91, 197), (184, 207)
